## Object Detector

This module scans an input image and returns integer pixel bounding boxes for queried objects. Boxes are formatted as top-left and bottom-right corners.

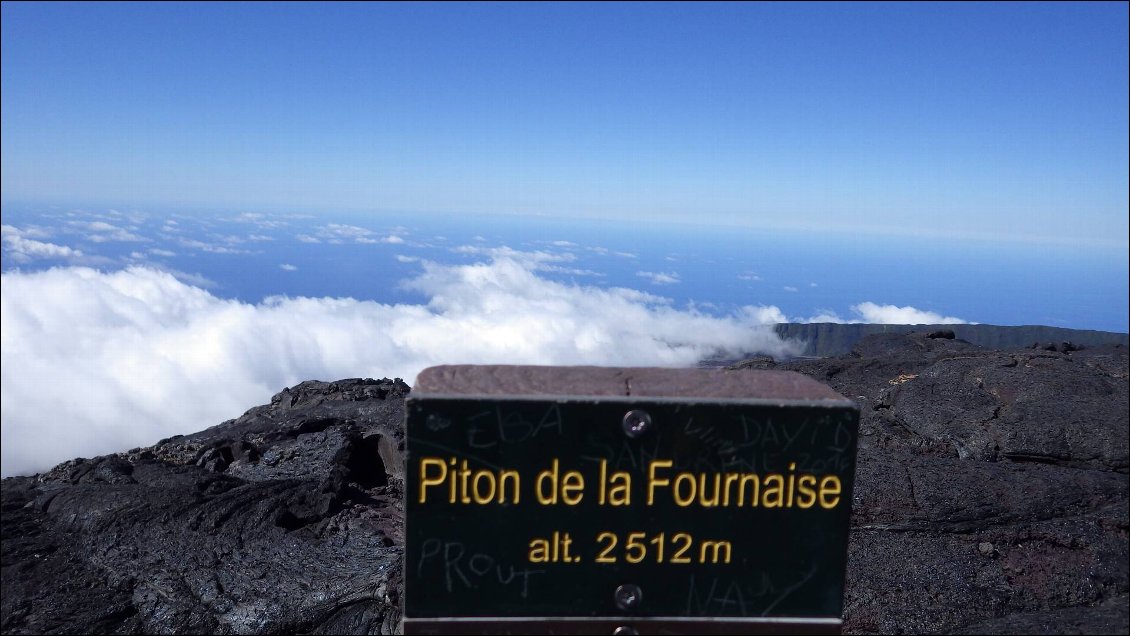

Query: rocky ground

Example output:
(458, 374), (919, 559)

(1, 379), (409, 634)
(2, 332), (1127, 634)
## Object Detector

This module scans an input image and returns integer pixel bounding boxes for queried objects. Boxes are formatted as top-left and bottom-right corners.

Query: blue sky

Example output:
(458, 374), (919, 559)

(3, 3), (1129, 476)
(3, 2), (1127, 245)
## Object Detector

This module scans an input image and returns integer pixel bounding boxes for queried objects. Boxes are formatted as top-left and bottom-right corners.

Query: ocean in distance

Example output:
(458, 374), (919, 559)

(2, 203), (1127, 334)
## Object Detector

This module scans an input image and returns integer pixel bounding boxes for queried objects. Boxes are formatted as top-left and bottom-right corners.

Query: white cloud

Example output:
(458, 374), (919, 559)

(279, 263), (298, 271)
(321, 223), (372, 243)
(2, 226), (84, 263)
(2, 224), (52, 239)
(149, 248), (177, 257)
(155, 269), (218, 289)
(636, 271), (680, 285)
(177, 237), (249, 254)
(455, 245), (575, 268)
(67, 220), (146, 243)
(1, 258), (799, 476)
(850, 302), (968, 325)
(739, 305), (789, 324)
(540, 265), (604, 277)
(783, 286), (799, 292)
(801, 302), (968, 325)
(737, 273), (762, 281)
(228, 212), (287, 229)
(302, 223), (402, 245)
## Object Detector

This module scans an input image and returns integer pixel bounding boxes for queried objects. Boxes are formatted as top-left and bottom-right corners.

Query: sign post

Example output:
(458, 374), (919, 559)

(404, 365), (859, 635)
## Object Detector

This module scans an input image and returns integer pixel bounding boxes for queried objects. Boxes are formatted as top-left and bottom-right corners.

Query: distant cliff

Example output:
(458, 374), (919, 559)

(775, 323), (1129, 357)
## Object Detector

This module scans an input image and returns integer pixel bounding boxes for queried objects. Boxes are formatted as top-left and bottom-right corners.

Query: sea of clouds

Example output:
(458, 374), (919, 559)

(0, 253), (799, 477)
(1, 242), (969, 477)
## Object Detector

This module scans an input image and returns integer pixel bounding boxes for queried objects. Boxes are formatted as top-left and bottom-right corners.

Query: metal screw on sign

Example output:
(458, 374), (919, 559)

(621, 410), (652, 438)
(614, 583), (643, 610)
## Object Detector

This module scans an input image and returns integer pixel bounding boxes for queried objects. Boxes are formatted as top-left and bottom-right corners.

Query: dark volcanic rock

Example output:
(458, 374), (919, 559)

(1, 378), (409, 635)
(760, 333), (1129, 634)
(775, 322), (1129, 357)
(2, 335), (1127, 635)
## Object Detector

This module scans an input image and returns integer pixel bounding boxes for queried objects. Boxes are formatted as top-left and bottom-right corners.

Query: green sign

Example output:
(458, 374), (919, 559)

(404, 393), (858, 631)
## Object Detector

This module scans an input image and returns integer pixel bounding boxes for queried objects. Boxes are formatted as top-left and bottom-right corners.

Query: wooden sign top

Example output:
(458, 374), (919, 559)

(414, 365), (850, 403)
